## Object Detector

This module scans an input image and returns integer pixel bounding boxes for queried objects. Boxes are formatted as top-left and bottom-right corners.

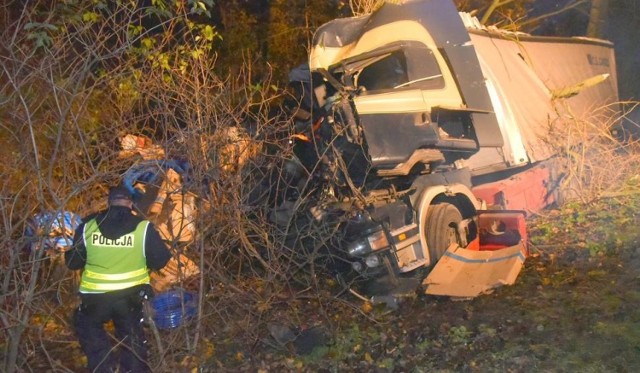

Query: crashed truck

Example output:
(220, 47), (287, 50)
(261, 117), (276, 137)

(282, 0), (619, 296)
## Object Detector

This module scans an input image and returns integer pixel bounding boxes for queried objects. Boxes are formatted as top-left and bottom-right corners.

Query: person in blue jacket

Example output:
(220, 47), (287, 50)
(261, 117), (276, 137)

(65, 186), (171, 373)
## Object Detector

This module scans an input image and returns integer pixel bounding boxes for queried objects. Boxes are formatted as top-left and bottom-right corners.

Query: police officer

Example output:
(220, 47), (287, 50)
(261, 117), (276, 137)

(66, 186), (172, 372)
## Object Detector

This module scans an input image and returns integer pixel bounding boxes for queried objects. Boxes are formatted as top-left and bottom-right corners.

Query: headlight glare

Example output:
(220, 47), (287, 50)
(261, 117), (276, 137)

(347, 240), (371, 257)
(365, 254), (381, 268)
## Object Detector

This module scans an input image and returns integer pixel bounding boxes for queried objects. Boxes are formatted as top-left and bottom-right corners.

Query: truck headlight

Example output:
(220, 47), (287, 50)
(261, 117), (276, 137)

(365, 254), (381, 268)
(347, 229), (390, 257)
(347, 240), (370, 257)
(351, 261), (364, 272)
(367, 230), (389, 251)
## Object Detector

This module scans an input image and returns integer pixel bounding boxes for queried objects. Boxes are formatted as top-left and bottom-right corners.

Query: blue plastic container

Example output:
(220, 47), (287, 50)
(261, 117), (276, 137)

(151, 290), (197, 329)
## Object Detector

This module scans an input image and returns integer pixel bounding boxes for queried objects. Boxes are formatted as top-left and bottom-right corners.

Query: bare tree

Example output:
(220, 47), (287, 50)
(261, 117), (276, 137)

(1, 1), (349, 371)
(587, 0), (609, 38)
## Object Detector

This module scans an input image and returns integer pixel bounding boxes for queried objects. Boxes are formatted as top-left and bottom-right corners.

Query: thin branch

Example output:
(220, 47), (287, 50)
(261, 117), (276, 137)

(480, 0), (517, 25)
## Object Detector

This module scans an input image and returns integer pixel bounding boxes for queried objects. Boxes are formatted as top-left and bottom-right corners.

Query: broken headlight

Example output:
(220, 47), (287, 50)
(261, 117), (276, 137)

(346, 229), (390, 257)
(364, 254), (381, 268)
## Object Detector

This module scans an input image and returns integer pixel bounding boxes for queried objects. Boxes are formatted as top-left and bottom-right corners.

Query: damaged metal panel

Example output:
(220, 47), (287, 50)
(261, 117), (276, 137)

(311, 0), (619, 177)
(311, 0), (503, 150)
(312, 14), (371, 49)
(424, 210), (528, 297)
(423, 243), (527, 298)
(358, 112), (439, 167)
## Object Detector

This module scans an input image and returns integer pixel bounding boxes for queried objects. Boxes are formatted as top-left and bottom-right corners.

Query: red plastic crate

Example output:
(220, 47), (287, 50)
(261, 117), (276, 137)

(477, 211), (527, 255)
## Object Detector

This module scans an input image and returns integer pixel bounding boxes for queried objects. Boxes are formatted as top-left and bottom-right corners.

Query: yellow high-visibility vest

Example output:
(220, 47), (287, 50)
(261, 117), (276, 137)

(79, 219), (150, 293)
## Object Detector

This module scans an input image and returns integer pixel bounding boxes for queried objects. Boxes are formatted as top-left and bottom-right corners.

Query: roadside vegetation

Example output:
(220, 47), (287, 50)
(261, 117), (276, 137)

(2, 1), (640, 372)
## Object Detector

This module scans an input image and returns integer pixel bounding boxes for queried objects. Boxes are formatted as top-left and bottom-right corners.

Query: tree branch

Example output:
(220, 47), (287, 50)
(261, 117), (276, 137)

(480, 0), (516, 25)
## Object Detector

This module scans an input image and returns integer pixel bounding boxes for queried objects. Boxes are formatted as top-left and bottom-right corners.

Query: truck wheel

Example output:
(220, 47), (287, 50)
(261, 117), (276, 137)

(425, 202), (463, 263)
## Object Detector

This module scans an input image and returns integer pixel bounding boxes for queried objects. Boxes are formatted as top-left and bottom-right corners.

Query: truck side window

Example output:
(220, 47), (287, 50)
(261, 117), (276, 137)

(357, 52), (408, 91)
(403, 47), (445, 90)
(355, 47), (444, 92)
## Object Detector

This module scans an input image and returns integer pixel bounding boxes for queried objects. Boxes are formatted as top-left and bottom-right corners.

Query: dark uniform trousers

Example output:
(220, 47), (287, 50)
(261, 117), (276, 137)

(74, 289), (150, 373)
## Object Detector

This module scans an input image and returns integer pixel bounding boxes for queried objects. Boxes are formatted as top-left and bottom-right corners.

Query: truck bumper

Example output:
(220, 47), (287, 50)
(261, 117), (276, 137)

(422, 242), (526, 298)
(423, 210), (528, 298)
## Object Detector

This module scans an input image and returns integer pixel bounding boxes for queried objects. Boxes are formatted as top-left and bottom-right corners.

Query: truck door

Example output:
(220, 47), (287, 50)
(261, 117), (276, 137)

(342, 42), (475, 170)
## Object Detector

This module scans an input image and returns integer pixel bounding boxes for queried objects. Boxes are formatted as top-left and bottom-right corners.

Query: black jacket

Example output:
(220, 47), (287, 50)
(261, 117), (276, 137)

(66, 206), (172, 273)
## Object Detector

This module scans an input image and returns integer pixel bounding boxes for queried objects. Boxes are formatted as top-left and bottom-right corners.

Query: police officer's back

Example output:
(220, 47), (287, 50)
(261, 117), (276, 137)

(66, 186), (171, 373)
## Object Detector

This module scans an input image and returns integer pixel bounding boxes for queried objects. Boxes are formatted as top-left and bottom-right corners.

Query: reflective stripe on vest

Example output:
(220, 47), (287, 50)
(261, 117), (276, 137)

(80, 219), (150, 293)
(80, 278), (150, 291)
(84, 268), (148, 281)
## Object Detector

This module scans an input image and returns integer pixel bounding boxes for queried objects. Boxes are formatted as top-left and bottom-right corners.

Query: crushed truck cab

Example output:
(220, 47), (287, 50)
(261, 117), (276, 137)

(286, 0), (619, 297)
(310, 0), (501, 174)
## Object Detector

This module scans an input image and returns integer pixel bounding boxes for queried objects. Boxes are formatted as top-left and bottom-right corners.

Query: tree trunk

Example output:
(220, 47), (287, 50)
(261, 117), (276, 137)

(586, 0), (609, 38)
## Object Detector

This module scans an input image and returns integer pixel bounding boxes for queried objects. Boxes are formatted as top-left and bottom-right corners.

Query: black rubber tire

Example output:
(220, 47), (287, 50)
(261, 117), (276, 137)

(425, 202), (463, 263)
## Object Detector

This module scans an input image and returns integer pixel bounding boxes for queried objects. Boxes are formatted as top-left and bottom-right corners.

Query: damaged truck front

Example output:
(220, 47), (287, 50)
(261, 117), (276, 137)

(285, 0), (619, 295)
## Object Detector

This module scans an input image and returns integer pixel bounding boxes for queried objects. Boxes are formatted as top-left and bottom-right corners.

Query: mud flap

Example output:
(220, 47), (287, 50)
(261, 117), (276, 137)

(423, 243), (526, 298)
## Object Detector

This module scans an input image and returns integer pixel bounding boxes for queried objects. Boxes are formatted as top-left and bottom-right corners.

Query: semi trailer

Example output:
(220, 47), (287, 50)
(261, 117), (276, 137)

(282, 0), (619, 296)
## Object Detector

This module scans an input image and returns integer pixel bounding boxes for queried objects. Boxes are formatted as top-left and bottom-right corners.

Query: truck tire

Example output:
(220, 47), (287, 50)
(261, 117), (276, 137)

(425, 202), (463, 264)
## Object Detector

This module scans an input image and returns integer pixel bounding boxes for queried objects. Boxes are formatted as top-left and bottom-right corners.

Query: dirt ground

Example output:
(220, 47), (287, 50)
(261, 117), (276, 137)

(398, 246), (640, 372)
(242, 248), (640, 373)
